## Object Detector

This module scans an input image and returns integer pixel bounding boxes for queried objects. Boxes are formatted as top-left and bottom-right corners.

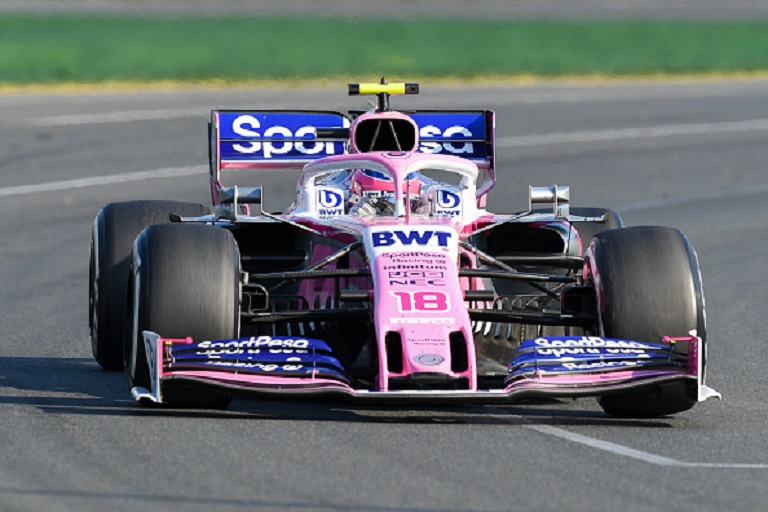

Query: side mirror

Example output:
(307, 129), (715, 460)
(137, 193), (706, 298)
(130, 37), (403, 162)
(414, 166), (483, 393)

(529, 185), (570, 218)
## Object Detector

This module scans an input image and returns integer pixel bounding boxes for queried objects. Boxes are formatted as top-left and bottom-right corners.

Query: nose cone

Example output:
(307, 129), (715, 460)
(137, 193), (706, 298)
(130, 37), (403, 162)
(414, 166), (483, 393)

(363, 224), (477, 390)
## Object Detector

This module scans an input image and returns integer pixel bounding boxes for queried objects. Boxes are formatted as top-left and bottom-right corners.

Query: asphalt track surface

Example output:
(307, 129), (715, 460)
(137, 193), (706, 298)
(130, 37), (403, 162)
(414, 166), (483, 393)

(2, 78), (768, 511)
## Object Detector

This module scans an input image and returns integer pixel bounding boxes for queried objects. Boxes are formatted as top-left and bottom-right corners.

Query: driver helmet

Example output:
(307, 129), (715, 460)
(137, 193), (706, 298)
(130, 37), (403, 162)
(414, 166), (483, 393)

(349, 168), (421, 203)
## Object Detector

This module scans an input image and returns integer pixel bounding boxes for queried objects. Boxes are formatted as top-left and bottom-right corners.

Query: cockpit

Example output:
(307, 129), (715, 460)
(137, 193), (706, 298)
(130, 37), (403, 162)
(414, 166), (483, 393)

(295, 150), (480, 220)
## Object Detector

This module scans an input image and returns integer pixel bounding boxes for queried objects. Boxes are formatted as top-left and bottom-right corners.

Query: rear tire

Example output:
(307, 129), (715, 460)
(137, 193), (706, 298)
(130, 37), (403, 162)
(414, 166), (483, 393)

(126, 223), (240, 409)
(586, 226), (706, 417)
(89, 200), (209, 370)
(568, 207), (623, 255)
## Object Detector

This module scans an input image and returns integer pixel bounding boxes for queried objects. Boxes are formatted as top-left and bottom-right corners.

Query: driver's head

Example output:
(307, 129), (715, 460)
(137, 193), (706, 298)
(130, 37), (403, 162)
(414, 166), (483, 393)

(349, 168), (421, 201)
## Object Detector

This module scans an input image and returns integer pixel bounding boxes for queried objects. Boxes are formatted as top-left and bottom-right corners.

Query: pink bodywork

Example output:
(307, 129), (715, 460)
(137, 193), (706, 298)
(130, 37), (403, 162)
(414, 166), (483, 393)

(295, 151), (481, 390)
(135, 151), (712, 404)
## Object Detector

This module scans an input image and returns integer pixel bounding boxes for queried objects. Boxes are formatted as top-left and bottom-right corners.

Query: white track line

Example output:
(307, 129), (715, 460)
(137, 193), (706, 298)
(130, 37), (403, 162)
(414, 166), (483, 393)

(525, 423), (681, 466)
(0, 166), (205, 198)
(28, 108), (205, 126)
(491, 414), (768, 469)
(617, 182), (768, 213)
(527, 423), (768, 469)
(497, 118), (768, 148)
(495, 118), (768, 213)
(5, 119), (768, 200)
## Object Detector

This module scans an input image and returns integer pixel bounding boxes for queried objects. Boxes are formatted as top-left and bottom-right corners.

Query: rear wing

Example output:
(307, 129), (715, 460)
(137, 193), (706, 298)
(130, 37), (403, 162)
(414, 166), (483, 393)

(209, 110), (351, 205)
(208, 109), (496, 206)
(409, 110), (496, 199)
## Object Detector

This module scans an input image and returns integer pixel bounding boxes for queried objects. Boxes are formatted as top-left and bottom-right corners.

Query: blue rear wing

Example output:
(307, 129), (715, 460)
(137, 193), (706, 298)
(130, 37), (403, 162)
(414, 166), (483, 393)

(209, 109), (496, 206)
(409, 111), (496, 199)
(214, 111), (351, 168)
(209, 110), (352, 205)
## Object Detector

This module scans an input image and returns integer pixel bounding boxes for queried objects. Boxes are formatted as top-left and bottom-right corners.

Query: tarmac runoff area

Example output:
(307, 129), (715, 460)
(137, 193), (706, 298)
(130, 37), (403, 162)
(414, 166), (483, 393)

(4, 77), (768, 510)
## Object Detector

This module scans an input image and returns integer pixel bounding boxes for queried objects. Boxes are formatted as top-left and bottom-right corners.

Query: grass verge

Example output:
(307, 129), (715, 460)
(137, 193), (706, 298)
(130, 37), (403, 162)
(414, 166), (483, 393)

(3, 15), (768, 84)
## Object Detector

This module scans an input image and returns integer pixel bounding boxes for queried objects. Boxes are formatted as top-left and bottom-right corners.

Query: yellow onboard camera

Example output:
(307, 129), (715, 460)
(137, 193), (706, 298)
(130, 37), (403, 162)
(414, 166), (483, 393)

(348, 80), (419, 111)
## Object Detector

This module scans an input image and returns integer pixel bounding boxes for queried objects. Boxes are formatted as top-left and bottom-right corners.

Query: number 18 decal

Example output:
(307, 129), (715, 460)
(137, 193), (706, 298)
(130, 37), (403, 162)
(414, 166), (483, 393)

(391, 291), (450, 312)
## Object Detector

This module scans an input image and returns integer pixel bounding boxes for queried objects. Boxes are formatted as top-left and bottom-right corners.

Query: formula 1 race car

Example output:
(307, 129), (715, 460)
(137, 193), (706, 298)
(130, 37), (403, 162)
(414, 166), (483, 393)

(89, 81), (720, 417)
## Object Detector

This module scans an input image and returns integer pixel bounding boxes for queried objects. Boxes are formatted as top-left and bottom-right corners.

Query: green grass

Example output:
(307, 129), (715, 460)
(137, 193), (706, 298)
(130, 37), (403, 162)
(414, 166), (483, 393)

(3, 15), (768, 84)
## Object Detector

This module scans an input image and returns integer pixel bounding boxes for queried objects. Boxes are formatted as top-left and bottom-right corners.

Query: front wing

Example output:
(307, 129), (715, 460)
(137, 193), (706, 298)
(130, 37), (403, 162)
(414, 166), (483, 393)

(132, 332), (721, 405)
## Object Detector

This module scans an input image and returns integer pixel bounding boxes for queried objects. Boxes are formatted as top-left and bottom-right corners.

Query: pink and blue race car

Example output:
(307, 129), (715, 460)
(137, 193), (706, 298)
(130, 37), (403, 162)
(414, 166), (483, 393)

(89, 81), (720, 417)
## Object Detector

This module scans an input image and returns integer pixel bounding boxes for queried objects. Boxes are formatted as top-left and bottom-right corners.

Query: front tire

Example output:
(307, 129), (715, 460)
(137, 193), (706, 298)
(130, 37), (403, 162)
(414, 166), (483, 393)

(586, 226), (706, 417)
(126, 223), (240, 409)
(89, 200), (209, 370)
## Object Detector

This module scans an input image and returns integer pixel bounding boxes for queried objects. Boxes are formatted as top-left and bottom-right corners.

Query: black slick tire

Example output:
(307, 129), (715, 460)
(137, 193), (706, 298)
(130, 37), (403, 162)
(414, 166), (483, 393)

(586, 226), (706, 418)
(127, 223), (240, 409)
(89, 200), (209, 371)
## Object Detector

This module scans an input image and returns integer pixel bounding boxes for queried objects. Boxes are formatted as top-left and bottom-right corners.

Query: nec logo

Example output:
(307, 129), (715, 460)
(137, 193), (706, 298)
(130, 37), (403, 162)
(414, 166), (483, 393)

(372, 230), (453, 248)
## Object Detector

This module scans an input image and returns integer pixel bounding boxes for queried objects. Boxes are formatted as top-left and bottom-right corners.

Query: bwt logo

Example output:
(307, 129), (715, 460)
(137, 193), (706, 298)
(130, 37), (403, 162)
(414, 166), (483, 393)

(231, 115), (338, 158)
(436, 190), (461, 209)
(372, 229), (453, 248)
(318, 189), (343, 208)
(419, 125), (474, 155)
